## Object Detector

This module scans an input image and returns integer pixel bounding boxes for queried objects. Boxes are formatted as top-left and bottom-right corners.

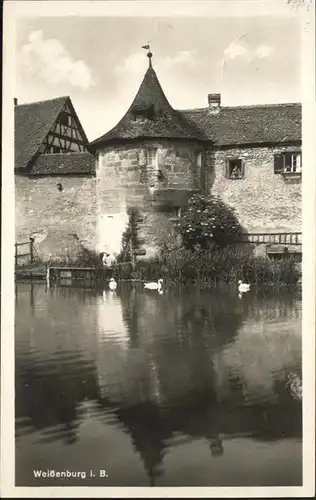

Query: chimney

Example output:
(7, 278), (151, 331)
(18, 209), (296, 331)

(208, 93), (221, 113)
(14, 97), (18, 106)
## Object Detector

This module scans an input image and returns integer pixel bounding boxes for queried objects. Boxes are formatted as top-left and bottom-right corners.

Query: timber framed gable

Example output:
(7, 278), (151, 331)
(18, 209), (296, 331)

(39, 99), (88, 155)
(15, 95), (95, 175)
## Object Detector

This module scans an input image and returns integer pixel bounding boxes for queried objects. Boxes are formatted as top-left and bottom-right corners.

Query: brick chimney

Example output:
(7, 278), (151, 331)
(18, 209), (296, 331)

(14, 97), (18, 106)
(208, 93), (221, 113)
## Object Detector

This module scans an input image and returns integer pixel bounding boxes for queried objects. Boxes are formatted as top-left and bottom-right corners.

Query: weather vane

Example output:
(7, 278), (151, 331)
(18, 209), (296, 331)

(141, 43), (153, 66)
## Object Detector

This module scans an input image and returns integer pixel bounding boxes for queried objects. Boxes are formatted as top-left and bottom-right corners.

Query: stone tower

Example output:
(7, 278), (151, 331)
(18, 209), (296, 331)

(89, 50), (207, 259)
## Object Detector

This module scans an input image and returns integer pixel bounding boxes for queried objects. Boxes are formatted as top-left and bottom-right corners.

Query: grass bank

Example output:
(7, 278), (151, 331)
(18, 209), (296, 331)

(113, 246), (301, 286)
(41, 245), (300, 287)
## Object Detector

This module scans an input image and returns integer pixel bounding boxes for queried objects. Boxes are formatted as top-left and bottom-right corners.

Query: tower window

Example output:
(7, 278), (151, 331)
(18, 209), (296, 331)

(196, 152), (203, 168)
(133, 115), (144, 122)
(147, 148), (157, 167)
(131, 104), (155, 120)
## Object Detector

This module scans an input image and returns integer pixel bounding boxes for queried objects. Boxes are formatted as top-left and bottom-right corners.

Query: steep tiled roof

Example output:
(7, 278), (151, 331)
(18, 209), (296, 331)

(90, 65), (203, 147)
(28, 152), (95, 175)
(180, 103), (301, 146)
(15, 96), (69, 169)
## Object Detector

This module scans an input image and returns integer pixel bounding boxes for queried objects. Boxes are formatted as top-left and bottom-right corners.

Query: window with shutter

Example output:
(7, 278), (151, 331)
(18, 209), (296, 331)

(274, 152), (302, 174)
(284, 152), (292, 172)
(240, 160), (245, 177)
(224, 159), (230, 178)
(274, 153), (284, 174)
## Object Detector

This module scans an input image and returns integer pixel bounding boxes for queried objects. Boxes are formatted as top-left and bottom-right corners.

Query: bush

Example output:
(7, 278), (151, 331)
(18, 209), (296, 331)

(176, 194), (243, 250)
(111, 262), (134, 280)
(46, 246), (102, 268)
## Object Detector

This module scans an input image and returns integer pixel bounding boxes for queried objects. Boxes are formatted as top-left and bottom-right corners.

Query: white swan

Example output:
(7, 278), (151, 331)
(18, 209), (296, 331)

(238, 280), (250, 293)
(109, 278), (117, 291)
(144, 279), (163, 291)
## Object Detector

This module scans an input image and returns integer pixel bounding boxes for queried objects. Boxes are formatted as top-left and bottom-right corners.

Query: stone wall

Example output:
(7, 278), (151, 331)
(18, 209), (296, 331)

(96, 140), (204, 256)
(15, 141), (301, 262)
(208, 144), (302, 233)
(15, 175), (97, 260)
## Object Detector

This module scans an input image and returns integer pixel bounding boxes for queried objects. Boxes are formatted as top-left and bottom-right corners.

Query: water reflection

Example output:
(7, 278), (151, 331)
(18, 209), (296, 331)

(15, 282), (302, 486)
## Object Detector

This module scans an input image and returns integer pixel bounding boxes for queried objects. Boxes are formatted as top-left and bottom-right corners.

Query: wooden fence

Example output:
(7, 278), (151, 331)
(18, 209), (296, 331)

(15, 238), (35, 267)
(47, 266), (113, 284)
(237, 232), (302, 246)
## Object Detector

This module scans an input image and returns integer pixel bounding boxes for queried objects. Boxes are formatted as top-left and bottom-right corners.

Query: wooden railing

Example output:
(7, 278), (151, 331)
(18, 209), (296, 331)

(46, 266), (113, 286)
(237, 232), (302, 245)
(15, 238), (35, 267)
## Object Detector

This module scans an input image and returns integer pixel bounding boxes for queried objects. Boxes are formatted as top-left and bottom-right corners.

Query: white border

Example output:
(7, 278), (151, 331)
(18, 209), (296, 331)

(2, 1), (315, 497)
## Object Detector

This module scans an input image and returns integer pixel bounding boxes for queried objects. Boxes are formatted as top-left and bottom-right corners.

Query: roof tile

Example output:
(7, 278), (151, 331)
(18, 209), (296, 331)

(90, 66), (203, 146)
(180, 103), (301, 146)
(15, 96), (69, 169)
(28, 152), (95, 175)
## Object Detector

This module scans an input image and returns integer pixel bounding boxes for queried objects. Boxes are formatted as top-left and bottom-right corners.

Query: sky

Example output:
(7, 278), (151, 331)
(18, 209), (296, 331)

(15, 10), (302, 142)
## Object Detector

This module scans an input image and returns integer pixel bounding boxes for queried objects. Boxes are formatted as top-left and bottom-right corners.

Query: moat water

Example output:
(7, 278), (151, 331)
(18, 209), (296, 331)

(15, 281), (302, 487)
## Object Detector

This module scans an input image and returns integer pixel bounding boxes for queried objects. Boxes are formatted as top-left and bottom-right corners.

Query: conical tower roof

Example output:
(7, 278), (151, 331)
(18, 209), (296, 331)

(90, 57), (204, 147)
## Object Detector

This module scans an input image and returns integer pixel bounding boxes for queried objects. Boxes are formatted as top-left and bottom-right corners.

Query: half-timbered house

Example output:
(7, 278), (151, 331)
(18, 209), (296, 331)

(14, 95), (92, 169)
(15, 96), (96, 258)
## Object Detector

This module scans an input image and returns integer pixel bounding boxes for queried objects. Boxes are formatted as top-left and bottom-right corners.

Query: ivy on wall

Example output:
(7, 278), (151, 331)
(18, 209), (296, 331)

(116, 208), (144, 263)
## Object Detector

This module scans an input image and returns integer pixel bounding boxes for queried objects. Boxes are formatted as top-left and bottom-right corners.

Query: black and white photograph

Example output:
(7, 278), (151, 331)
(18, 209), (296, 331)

(1, 0), (315, 497)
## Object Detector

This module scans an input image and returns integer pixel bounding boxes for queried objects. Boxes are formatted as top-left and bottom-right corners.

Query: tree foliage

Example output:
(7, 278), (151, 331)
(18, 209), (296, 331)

(176, 194), (243, 250)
